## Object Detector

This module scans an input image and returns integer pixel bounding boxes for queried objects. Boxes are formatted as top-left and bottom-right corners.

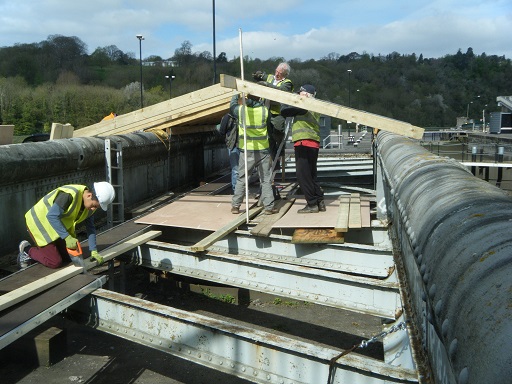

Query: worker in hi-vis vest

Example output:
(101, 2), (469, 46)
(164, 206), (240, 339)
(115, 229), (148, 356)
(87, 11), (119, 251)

(281, 84), (325, 214)
(252, 62), (294, 166)
(17, 182), (115, 269)
(229, 93), (278, 216)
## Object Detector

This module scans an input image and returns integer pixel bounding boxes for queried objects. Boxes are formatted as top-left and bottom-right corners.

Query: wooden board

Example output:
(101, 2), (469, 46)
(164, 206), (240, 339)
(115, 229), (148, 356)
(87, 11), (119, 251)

(221, 74), (424, 139)
(0, 230), (161, 313)
(250, 198), (295, 237)
(73, 84), (237, 137)
(348, 193), (362, 229)
(335, 196), (351, 232)
(361, 200), (371, 228)
(135, 195), (257, 231)
(190, 205), (263, 252)
(273, 197), (339, 228)
(292, 228), (344, 244)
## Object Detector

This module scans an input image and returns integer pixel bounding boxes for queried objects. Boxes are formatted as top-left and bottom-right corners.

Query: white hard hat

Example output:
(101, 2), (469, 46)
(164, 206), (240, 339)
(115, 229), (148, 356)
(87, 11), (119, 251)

(93, 182), (115, 211)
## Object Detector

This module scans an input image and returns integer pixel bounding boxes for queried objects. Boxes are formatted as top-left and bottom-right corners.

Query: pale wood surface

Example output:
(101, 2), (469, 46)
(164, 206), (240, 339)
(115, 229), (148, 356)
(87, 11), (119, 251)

(190, 205), (263, 252)
(73, 84), (237, 137)
(0, 125), (14, 145)
(335, 196), (351, 232)
(134, 195), (257, 231)
(348, 193), (362, 229)
(273, 197), (339, 228)
(291, 228), (345, 244)
(250, 198), (295, 237)
(220, 74), (424, 139)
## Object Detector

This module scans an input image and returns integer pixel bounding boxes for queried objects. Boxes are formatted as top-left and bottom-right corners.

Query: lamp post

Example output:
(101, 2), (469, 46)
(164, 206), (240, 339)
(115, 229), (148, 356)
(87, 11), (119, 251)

(212, 0), (217, 84)
(466, 101), (473, 118)
(347, 69), (352, 141)
(136, 34), (144, 109)
(466, 95), (480, 119)
(165, 75), (175, 99)
(347, 69), (352, 107)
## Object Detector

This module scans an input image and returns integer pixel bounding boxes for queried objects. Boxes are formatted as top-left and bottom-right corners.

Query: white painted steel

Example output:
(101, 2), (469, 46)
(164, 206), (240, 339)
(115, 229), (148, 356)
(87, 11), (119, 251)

(137, 241), (402, 319)
(80, 289), (418, 384)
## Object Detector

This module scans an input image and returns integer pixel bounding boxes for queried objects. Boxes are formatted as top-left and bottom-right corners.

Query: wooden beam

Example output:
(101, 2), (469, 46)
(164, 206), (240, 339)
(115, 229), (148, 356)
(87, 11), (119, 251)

(361, 200), (371, 228)
(335, 195), (351, 233)
(348, 193), (362, 229)
(220, 74), (424, 139)
(190, 206), (263, 252)
(0, 230), (161, 313)
(73, 84), (236, 137)
(291, 228), (344, 244)
(250, 198), (295, 237)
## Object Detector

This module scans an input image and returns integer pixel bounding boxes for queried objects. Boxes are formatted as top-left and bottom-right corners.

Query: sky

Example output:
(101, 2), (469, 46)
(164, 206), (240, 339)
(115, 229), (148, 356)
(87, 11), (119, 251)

(0, 0), (511, 62)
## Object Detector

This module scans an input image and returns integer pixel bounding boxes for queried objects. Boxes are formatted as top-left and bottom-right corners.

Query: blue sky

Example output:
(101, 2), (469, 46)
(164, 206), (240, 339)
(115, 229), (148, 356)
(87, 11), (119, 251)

(0, 0), (510, 61)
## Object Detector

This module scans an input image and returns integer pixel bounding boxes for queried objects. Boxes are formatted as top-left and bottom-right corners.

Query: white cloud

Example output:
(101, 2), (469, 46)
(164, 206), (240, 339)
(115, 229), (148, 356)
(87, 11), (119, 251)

(0, 0), (510, 61)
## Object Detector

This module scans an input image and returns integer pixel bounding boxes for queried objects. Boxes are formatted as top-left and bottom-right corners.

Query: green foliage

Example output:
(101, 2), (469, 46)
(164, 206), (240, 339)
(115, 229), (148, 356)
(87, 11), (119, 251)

(200, 288), (236, 304)
(0, 35), (511, 134)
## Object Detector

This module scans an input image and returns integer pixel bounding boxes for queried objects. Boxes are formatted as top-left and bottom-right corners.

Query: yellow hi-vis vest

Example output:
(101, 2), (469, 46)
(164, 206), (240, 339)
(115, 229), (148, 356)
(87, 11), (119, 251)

(265, 74), (293, 115)
(292, 111), (321, 143)
(25, 185), (91, 246)
(237, 104), (269, 151)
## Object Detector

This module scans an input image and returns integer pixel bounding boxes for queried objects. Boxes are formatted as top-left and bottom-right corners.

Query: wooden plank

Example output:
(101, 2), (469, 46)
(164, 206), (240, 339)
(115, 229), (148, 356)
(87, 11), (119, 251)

(349, 193), (362, 229)
(190, 206), (263, 252)
(335, 195), (351, 233)
(291, 228), (344, 244)
(361, 200), (371, 228)
(135, 195), (255, 231)
(220, 74), (424, 139)
(0, 125), (14, 145)
(73, 84), (236, 137)
(50, 123), (74, 139)
(250, 198), (295, 237)
(0, 230), (161, 313)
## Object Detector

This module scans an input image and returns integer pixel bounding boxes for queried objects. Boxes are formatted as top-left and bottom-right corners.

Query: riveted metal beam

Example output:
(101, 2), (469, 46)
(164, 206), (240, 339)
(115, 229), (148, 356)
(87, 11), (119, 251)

(133, 241), (401, 319)
(71, 289), (418, 384)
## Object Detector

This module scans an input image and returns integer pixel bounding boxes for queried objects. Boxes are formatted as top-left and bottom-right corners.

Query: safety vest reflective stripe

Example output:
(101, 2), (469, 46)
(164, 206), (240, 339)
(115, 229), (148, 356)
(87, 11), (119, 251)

(292, 111), (321, 142)
(25, 185), (90, 246)
(237, 104), (269, 150)
(265, 75), (292, 114)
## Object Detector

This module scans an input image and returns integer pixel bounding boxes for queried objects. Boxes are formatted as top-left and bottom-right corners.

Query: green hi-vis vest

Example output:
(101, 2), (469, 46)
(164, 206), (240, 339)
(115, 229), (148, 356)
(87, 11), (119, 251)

(237, 104), (269, 151)
(292, 111), (321, 143)
(265, 75), (293, 115)
(25, 185), (91, 247)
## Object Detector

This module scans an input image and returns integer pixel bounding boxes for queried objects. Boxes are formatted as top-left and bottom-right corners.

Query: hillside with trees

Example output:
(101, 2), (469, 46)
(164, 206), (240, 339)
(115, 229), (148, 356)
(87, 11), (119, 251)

(0, 35), (511, 135)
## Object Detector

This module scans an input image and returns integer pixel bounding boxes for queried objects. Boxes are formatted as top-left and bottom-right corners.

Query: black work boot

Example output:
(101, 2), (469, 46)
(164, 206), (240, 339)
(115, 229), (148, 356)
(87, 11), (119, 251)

(318, 200), (326, 212)
(297, 204), (319, 214)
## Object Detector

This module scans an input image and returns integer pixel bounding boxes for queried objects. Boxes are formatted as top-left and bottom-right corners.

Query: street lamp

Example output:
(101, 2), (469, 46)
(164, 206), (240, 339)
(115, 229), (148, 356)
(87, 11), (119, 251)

(165, 75), (175, 99)
(466, 101), (473, 118)
(347, 69), (352, 141)
(212, 0), (217, 84)
(136, 34), (144, 109)
(466, 95), (480, 118)
(347, 69), (352, 107)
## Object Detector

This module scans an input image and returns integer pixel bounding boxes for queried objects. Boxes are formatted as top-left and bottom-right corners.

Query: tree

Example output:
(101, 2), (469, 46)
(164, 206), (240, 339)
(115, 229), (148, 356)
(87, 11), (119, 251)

(173, 40), (193, 66)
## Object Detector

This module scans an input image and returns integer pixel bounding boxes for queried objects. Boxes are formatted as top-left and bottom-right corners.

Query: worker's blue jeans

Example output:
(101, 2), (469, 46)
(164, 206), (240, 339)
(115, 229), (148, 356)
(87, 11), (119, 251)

(228, 147), (240, 192)
(232, 149), (274, 211)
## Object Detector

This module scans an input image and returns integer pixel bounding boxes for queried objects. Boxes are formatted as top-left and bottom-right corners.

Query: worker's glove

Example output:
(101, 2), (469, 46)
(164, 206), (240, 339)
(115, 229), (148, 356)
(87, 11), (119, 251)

(252, 71), (265, 81)
(258, 81), (269, 87)
(65, 235), (78, 250)
(90, 250), (104, 265)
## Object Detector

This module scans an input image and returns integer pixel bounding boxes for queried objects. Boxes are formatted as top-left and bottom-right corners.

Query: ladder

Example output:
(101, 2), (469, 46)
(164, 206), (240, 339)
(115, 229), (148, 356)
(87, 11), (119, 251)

(105, 138), (124, 228)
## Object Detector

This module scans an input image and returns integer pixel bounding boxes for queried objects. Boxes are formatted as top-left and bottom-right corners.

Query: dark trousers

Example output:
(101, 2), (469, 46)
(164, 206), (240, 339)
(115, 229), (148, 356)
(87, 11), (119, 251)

(294, 144), (324, 205)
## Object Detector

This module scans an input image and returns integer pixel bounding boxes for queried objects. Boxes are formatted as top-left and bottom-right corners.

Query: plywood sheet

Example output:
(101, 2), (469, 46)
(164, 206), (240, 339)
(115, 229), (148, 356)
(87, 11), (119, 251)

(273, 197), (339, 228)
(135, 195), (256, 231)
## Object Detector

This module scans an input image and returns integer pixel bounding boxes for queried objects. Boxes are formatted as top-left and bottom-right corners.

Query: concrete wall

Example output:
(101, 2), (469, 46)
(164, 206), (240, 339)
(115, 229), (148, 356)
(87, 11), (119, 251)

(0, 131), (228, 256)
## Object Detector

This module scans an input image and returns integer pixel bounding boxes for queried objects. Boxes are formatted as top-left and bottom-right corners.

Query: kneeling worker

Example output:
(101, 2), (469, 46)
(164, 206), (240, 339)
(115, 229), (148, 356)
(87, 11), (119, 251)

(18, 182), (115, 269)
